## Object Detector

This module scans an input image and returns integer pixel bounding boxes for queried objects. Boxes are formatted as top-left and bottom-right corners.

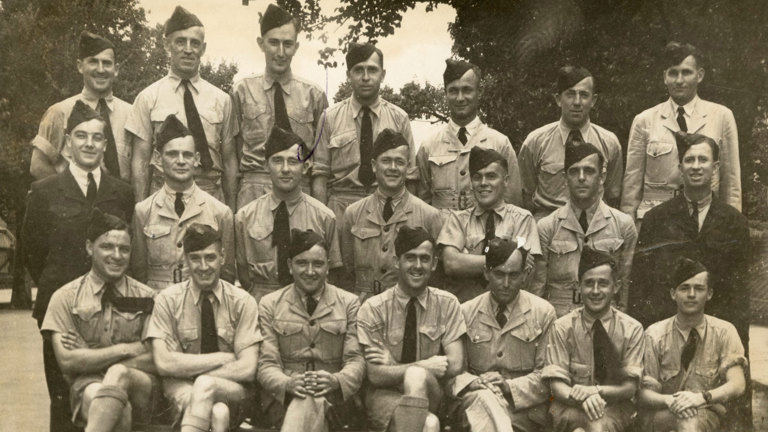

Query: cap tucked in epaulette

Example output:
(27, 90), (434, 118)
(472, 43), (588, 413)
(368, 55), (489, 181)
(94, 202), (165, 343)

(156, 114), (191, 152)
(261, 3), (296, 35)
(183, 224), (221, 253)
(485, 238), (528, 270)
(469, 146), (507, 175)
(346, 42), (378, 70)
(578, 247), (616, 279)
(164, 6), (203, 36)
(79, 31), (114, 59)
(67, 100), (103, 133)
(394, 226), (434, 257)
(265, 126), (305, 160)
(288, 228), (327, 258)
(443, 59), (475, 86)
(371, 128), (409, 160)
(557, 66), (592, 94)
(564, 141), (601, 171)
(670, 257), (708, 289)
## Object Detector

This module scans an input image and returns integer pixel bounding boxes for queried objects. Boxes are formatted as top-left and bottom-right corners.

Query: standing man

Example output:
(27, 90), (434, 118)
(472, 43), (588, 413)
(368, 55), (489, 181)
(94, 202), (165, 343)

(340, 129), (441, 300)
(146, 224), (261, 432)
(543, 248), (645, 432)
(438, 146), (540, 303)
(518, 66), (623, 219)
(622, 42), (741, 220)
(638, 258), (747, 432)
(31, 31), (132, 182)
(232, 3), (328, 209)
(128, 5), (238, 210)
(257, 229), (365, 431)
(313, 42), (418, 223)
(42, 211), (157, 432)
(416, 59), (521, 214)
(453, 238), (556, 432)
(235, 127), (341, 300)
(132, 114), (234, 290)
(23, 101), (134, 432)
(532, 142), (637, 316)
(357, 226), (466, 432)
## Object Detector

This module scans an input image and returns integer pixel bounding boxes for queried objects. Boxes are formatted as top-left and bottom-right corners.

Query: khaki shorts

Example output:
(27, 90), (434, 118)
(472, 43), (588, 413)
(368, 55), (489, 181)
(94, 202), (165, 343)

(162, 377), (253, 428)
(69, 372), (159, 427)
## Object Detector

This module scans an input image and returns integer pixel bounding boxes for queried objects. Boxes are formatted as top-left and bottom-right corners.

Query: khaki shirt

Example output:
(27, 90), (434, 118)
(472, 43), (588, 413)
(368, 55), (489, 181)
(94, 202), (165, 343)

(257, 283), (364, 402)
(621, 97), (741, 217)
(234, 192), (341, 291)
(313, 96), (418, 194)
(532, 201), (637, 315)
(125, 72), (237, 180)
(518, 120), (623, 212)
(357, 285), (466, 362)
(231, 72), (328, 173)
(416, 121), (522, 210)
(542, 307), (644, 386)
(32, 91), (132, 181)
(642, 315), (746, 395)
(132, 184), (235, 289)
(453, 291), (556, 411)
(340, 190), (442, 294)
(144, 279), (262, 355)
(41, 272), (155, 380)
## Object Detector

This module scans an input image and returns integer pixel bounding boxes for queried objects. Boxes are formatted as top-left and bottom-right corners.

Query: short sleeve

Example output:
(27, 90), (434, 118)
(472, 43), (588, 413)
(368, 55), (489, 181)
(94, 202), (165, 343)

(124, 90), (154, 142)
(233, 295), (263, 354)
(437, 211), (466, 250)
(41, 288), (76, 335)
(144, 293), (182, 352)
(440, 296), (467, 346)
(542, 321), (572, 384)
(32, 105), (67, 161)
(356, 300), (383, 347)
(641, 333), (663, 392)
(718, 324), (747, 377)
(621, 320), (645, 381)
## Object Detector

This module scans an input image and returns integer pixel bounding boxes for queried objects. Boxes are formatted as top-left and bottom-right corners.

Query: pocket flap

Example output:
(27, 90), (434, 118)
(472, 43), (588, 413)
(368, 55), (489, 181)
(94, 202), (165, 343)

(548, 240), (578, 255)
(647, 140), (675, 158)
(508, 323), (542, 343)
(319, 320), (347, 335)
(428, 154), (458, 167)
(274, 320), (303, 336)
(419, 324), (446, 341)
(248, 224), (272, 241)
(591, 238), (624, 254)
(467, 326), (492, 344)
(179, 328), (198, 342)
(150, 107), (179, 122)
(242, 103), (267, 120)
(143, 224), (171, 239)
(199, 108), (223, 124)
(328, 131), (357, 149)
(288, 108), (313, 123)
(571, 361), (591, 378)
(351, 226), (380, 240)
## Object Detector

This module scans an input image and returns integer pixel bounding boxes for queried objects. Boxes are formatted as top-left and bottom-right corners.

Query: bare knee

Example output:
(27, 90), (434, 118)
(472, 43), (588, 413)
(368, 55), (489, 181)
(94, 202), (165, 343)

(191, 375), (217, 401)
(103, 363), (131, 389)
(211, 402), (229, 423)
(403, 366), (429, 396)
(423, 413), (439, 432)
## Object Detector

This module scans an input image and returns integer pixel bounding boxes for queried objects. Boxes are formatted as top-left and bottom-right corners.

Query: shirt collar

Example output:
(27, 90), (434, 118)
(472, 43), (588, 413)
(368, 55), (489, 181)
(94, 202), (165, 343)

(80, 89), (114, 109)
(375, 187), (406, 208)
(69, 163), (101, 189)
(351, 95), (381, 119)
(488, 292), (518, 317)
(269, 192), (305, 215)
(87, 271), (126, 296)
(558, 119), (592, 144)
(294, 283), (325, 305)
(674, 315), (707, 341)
(394, 284), (428, 310)
(169, 70), (201, 92)
(581, 306), (615, 331)
(190, 280), (223, 305)
(448, 116), (482, 137)
(569, 198), (601, 222)
(473, 200), (506, 218)
(670, 95), (700, 117)
(683, 191), (713, 210)
(164, 183), (196, 204)
(264, 71), (293, 93)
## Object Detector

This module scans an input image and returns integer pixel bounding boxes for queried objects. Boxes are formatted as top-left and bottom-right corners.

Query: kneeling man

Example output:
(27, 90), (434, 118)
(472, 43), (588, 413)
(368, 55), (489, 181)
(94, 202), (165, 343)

(146, 224), (261, 432)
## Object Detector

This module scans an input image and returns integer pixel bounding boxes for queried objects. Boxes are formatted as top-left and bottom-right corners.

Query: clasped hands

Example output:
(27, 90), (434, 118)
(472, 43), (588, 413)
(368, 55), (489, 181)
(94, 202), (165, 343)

(569, 384), (605, 421)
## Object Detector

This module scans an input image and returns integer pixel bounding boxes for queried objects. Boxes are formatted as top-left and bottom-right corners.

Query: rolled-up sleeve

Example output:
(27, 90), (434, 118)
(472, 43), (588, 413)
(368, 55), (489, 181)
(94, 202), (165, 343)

(234, 295), (262, 355)
(641, 333), (663, 392)
(437, 211), (466, 251)
(542, 321), (572, 384)
(621, 320), (645, 382)
(144, 293), (182, 352)
(32, 106), (67, 162)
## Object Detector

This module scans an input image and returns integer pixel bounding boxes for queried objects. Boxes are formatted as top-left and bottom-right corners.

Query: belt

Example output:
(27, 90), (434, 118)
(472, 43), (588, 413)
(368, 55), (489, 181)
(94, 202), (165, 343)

(240, 172), (271, 182)
(432, 192), (474, 210)
(284, 360), (343, 373)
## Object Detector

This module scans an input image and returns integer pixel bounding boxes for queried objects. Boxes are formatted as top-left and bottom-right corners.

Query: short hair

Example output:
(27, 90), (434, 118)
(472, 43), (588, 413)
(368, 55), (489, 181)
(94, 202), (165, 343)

(346, 43), (384, 70)
(676, 133), (719, 162)
(663, 41), (703, 69)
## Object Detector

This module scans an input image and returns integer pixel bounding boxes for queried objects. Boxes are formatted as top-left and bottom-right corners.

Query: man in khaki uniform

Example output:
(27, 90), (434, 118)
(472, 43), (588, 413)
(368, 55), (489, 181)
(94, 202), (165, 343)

(439, 146), (540, 303)
(453, 238), (556, 432)
(638, 258), (747, 432)
(340, 129), (442, 300)
(357, 226), (466, 432)
(518, 66), (623, 219)
(128, 6), (238, 209)
(257, 229), (365, 431)
(132, 114), (234, 290)
(42, 211), (156, 432)
(312, 43), (418, 223)
(146, 224), (261, 432)
(532, 142), (636, 316)
(231, 3), (328, 208)
(416, 59), (521, 215)
(235, 127), (340, 300)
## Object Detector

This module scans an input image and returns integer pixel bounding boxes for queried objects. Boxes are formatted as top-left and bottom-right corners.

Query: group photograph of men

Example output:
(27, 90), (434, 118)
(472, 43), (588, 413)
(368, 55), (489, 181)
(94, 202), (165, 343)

(1, 1), (767, 432)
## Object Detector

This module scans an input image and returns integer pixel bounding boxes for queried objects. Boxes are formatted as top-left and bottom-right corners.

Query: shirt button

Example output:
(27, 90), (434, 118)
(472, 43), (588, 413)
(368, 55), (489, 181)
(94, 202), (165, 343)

(309, 320), (316, 326)
(497, 351), (504, 358)
(460, 170), (466, 176)
(310, 343), (316, 348)
(383, 226), (390, 232)
(382, 245), (388, 252)
(381, 268), (387, 274)
(177, 241), (183, 248)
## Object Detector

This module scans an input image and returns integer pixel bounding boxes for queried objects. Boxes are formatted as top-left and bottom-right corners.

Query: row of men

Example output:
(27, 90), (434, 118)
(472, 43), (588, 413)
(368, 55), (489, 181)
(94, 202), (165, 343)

(41, 212), (747, 432)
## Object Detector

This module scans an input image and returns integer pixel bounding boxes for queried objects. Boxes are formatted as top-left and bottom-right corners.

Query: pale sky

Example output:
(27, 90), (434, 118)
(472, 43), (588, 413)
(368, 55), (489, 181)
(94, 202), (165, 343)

(139, 0), (457, 141)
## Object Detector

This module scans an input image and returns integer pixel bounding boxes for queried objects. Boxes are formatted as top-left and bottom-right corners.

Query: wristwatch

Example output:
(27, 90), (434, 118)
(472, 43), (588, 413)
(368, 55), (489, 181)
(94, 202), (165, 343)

(595, 385), (603, 396)
(702, 390), (713, 404)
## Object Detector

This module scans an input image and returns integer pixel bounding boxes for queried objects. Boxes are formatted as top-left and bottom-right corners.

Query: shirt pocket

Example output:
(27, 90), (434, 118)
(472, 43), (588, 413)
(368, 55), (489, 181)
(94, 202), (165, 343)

(645, 140), (676, 186)
(466, 324), (494, 372)
(273, 320), (305, 358)
(178, 327), (199, 353)
(328, 130), (358, 172)
(570, 361), (592, 385)
(538, 159), (565, 200)
(547, 239), (579, 284)
(590, 237), (625, 255)
(143, 224), (175, 267)
(288, 107), (315, 143)
(427, 154), (459, 191)
(318, 319), (347, 362)
(217, 323), (236, 353)
(419, 323), (447, 358)
(508, 324), (544, 371)
(241, 102), (268, 144)
(247, 225), (274, 262)
(198, 107), (224, 147)
(72, 306), (102, 346)
(350, 226), (382, 291)
(111, 309), (146, 344)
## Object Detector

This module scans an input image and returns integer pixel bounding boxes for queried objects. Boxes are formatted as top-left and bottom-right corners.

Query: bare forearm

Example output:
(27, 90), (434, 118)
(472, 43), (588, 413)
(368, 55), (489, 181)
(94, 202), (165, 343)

(119, 352), (157, 374)
(550, 380), (576, 405)
(131, 138), (152, 201)
(205, 358), (256, 382)
(157, 352), (235, 378)
(367, 362), (410, 388)
(61, 343), (138, 375)
(599, 380), (637, 402)
(444, 250), (485, 277)
(638, 388), (672, 410)
(222, 142), (238, 213)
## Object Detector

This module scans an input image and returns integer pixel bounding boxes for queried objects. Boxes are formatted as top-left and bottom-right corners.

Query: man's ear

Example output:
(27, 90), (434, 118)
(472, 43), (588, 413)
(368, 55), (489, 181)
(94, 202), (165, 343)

(86, 239), (94, 257)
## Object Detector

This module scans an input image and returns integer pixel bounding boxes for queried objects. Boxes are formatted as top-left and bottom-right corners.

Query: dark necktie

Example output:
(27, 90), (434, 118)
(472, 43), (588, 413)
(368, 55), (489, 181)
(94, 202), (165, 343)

(677, 106), (688, 132)
(306, 295), (318, 316)
(358, 106), (375, 188)
(567, 129), (584, 145)
(274, 200), (292, 286)
(273, 82), (292, 131)
(200, 292), (219, 353)
(401, 297), (418, 364)
(579, 210), (589, 233)
(383, 196), (394, 222)
(101, 282), (117, 307)
(182, 79), (214, 170)
(175, 192), (185, 218)
(681, 328), (699, 371)
(97, 98), (120, 177)
(458, 126), (468, 145)
(690, 200), (699, 231)
(482, 211), (496, 254)
(496, 304), (507, 327)
(592, 319), (612, 385)
(86, 172), (97, 203)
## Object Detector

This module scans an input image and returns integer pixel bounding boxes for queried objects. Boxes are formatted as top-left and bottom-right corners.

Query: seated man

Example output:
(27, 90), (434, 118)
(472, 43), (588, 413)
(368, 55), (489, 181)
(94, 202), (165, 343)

(146, 224), (261, 432)
(257, 228), (365, 431)
(453, 238), (556, 432)
(41, 210), (156, 431)
(543, 248), (644, 432)
(638, 257), (747, 432)
(357, 226), (466, 432)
